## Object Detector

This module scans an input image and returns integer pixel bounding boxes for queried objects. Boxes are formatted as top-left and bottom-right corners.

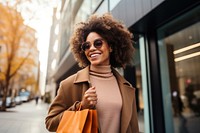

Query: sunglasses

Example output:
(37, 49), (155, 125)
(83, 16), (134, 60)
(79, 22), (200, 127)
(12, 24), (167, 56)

(81, 38), (104, 51)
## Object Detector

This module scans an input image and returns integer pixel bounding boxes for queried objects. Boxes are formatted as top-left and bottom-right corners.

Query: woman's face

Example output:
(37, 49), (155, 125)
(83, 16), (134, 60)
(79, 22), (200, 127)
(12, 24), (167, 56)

(83, 32), (111, 66)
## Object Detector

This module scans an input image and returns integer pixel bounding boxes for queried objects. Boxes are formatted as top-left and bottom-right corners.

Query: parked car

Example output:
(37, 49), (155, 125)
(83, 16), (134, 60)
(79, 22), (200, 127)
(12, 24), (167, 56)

(19, 91), (30, 102)
(15, 96), (22, 105)
(0, 97), (16, 108)
(20, 95), (29, 102)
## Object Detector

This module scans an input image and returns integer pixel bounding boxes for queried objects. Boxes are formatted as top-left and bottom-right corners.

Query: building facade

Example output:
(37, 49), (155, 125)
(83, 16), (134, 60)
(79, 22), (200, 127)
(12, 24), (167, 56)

(46, 0), (200, 132)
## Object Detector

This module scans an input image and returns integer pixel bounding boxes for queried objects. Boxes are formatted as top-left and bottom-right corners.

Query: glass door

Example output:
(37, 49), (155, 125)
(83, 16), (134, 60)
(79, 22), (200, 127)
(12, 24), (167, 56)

(123, 34), (152, 133)
(157, 5), (200, 133)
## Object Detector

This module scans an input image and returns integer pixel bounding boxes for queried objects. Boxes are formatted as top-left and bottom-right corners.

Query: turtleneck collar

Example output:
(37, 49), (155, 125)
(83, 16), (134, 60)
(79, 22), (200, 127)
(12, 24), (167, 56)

(89, 65), (113, 78)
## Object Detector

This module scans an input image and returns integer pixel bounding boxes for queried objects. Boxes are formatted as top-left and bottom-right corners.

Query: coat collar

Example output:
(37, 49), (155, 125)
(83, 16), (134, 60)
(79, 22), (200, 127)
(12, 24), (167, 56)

(74, 66), (90, 84)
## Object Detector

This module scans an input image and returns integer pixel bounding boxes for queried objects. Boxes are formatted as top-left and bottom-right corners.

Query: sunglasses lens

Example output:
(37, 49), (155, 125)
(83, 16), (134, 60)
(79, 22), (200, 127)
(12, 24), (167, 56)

(94, 39), (103, 48)
(81, 42), (90, 51)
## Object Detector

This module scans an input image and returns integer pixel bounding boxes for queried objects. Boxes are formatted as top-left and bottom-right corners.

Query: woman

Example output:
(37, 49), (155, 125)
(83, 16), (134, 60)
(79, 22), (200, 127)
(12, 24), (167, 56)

(45, 13), (139, 133)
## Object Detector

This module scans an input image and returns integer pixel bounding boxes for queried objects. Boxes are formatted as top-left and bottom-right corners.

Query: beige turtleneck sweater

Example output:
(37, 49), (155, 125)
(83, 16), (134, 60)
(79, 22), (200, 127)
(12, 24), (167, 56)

(89, 65), (122, 133)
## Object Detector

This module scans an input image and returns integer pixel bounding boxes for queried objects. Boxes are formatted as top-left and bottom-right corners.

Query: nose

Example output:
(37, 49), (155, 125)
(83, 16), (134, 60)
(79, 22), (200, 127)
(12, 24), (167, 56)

(89, 43), (96, 51)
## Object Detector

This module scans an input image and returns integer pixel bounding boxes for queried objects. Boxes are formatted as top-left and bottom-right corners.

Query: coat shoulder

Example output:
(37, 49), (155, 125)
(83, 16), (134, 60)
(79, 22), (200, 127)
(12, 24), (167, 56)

(60, 73), (77, 87)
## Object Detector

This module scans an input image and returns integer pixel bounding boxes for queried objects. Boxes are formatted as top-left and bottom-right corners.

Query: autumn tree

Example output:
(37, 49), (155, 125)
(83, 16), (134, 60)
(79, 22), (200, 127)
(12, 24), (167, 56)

(0, 3), (38, 111)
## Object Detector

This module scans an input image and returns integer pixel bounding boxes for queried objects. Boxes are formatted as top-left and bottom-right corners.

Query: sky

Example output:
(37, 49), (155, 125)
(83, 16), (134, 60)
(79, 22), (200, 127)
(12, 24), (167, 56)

(21, 1), (56, 73)
(27, 7), (52, 73)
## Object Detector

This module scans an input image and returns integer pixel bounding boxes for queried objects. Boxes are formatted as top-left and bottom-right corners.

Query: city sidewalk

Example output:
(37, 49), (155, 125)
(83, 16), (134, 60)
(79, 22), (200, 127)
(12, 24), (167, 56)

(0, 99), (53, 133)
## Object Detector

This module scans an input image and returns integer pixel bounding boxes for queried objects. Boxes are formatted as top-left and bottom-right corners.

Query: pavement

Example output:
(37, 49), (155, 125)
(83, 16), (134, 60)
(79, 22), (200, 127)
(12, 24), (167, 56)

(1, 99), (199, 133)
(0, 99), (53, 133)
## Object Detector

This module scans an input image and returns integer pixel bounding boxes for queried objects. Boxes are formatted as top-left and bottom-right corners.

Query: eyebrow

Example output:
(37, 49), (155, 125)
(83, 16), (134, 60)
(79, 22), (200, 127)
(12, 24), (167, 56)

(85, 38), (104, 42)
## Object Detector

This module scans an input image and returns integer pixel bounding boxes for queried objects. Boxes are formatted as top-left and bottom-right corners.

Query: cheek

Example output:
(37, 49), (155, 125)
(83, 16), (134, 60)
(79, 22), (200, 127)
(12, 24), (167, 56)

(103, 47), (111, 56)
(103, 49), (111, 60)
(84, 51), (89, 57)
(85, 52), (90, 61)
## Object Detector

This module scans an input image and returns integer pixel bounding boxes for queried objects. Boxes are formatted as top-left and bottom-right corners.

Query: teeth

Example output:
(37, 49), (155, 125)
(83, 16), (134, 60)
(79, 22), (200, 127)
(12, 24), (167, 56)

(91, 55), (96, 57)
(91, 54), (99, 57)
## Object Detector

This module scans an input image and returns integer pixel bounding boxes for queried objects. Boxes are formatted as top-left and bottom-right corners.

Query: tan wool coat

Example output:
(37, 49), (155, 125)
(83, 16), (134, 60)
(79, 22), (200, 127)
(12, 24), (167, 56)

(45, 66), (139, 133)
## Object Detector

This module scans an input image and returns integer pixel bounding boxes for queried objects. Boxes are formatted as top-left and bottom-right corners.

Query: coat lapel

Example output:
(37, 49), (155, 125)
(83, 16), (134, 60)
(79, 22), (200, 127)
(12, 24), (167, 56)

(112, 68), (135, 133)
(73, 66), (91, 95)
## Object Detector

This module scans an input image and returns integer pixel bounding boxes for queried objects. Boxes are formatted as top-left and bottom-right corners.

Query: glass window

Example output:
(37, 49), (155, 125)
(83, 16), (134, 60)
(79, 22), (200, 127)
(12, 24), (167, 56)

(59, 1), (72, 60)
(91, 0), (103, 13)
(123, 35), (151, 133)
(74, 1), (92, 24)
(158, 5), (200, 133)
(60, 0), (89, 60)
(109, 0), (121, 11)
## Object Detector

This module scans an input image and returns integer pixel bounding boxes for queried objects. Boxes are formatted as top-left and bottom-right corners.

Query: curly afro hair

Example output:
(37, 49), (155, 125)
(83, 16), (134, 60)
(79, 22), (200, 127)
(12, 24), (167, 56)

(70, 13), (134, 68)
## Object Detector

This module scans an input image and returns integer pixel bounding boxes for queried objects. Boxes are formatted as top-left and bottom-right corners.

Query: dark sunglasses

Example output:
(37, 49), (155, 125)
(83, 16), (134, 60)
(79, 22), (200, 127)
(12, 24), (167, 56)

(81, 38), (104, 51)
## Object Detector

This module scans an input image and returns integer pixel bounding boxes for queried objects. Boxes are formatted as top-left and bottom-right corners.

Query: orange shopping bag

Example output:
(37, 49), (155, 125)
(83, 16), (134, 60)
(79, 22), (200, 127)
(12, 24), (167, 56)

(56, 107), (98, 133)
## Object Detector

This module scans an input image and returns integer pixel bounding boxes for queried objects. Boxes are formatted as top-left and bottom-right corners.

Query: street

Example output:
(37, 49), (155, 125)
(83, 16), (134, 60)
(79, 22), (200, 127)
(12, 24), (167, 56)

(0, 99), (53, 133)
(0, 99), (199, 133)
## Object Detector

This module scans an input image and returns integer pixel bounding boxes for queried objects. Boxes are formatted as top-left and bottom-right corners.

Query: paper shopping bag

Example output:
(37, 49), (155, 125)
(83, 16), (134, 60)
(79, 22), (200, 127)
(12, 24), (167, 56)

(56, 108), (98, 133)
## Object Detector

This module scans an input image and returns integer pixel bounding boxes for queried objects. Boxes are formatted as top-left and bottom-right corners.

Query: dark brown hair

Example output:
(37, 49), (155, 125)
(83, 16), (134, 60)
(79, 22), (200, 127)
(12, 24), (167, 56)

(70, 13), (134, 68)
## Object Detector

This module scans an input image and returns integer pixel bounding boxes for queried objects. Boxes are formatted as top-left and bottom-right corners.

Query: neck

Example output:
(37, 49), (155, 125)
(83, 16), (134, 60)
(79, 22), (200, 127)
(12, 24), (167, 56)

(89, 65), (113, 78)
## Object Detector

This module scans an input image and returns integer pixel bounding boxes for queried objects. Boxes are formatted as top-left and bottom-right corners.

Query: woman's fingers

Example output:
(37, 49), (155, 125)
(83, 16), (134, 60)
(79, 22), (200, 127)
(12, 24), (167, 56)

(82, 86), (97, 109)
(85, 86), (96, 94)
(87, 96), (98, 101)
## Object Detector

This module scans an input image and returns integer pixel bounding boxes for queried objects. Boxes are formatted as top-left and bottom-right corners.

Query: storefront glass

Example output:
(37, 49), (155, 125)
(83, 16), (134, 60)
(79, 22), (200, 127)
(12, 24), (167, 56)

(123, 35), (151, 133)
(157, 6), (200, 133)
(138, 35), (152, 133)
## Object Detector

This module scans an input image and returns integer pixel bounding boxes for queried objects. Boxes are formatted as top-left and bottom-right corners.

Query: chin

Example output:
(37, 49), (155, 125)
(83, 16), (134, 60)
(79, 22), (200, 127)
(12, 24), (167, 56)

(90, 61), (101, 66)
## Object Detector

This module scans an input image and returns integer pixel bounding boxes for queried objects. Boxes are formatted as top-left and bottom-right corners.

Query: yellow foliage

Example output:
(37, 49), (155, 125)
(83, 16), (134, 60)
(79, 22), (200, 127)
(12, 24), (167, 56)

(24, 75), (36, 85)
(0, 3), (38, 80)
(0, 1), (40, 111)
(0, 72), (5, 80)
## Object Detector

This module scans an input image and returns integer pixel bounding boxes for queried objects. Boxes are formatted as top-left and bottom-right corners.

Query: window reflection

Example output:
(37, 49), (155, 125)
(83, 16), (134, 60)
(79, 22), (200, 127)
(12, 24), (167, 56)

(159, 18), (200, 133)
(123, 35), (145, 132)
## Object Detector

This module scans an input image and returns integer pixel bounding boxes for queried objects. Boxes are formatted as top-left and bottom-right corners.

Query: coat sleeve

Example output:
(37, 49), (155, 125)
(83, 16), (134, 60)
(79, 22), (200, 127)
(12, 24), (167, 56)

(45, 78), (82, 132)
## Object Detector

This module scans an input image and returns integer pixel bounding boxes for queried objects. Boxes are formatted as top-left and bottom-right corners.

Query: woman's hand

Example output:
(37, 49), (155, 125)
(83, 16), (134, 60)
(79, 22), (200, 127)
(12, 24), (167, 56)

(81, 86), (98, 109)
